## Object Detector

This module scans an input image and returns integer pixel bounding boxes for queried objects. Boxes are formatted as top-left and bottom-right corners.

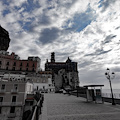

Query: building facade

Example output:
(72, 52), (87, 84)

(32, 71), (55, 93)
(0, 51), (41, 73)
(45, 52), (78, 73)
(0, 80), (33, 120)
(45, 52), (79, 91)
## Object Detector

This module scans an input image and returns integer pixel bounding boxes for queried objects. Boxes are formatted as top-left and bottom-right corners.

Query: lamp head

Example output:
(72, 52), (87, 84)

(105, 72), (108, 75)
(112, 72), (115, 75)
(107, 68), (110, 70)
(111, 72), (115, 79)
(105, 72), (109, 79)
(107, 68), (110, 73)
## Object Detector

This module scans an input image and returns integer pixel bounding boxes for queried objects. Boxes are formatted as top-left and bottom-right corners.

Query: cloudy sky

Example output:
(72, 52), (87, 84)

(0, 0), (120, 89)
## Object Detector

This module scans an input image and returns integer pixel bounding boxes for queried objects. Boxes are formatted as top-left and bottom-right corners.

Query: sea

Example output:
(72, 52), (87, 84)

(102, 89), (120, 99)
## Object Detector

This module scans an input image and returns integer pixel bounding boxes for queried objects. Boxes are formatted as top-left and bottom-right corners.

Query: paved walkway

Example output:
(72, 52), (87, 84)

(40, 93), (120, 120)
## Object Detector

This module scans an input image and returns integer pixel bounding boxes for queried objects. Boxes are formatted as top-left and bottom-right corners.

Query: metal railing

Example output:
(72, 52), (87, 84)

(102, 93), (120, 99)
(11, 89), (18, 93)
(0, 89), (5, 93)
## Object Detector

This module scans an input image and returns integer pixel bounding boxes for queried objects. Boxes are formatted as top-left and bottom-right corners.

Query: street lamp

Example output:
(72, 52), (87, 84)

(105, 68), (115, 105)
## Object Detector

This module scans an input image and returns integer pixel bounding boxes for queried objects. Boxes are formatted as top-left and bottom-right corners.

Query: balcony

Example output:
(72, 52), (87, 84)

(11, 89), (18, 94)
(0, 89), (5, 94)
(0, 102), (23, 106)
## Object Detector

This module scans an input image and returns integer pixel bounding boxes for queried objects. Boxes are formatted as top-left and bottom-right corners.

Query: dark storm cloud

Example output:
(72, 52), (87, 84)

(38, 15), (52, 25)
(55, 50), (77, 62)
(103, 34), (116, 44)
(38, 27), (60, 44)
(79, 61), (95, 68)
(85, 48), (112, 56)
(9, 45), (24, 52)
(28, 48), (40, 55)
(100, 0), (116, 12)
(115, 26), (120, 30)
(56, 0), (79, 9)
(28, 15), (52, 32)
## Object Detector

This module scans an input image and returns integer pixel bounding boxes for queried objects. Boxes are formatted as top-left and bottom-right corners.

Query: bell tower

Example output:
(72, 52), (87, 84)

(51, 52), (55, 63)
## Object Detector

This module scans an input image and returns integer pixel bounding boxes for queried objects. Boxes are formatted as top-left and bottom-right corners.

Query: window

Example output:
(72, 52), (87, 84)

(26, 68), (28, 71)
(13, 62), (16, 66)
(14, 84), (18, 90)
(20, 62), (22, 66)
(37, 86), (38, 90)
(0, 107), (1, 114)
(0, 61), (2, 65)
(12, 67), (15, 71)
(1, 84), (5, 90)
(0, 97), (3, 114)
(6, 67), (8, 70)
(0, 97), (3, 102)
(10, 106), (15, 113)
(6, 62), (9, 65)
(12, 96), (16, 102)
(32, 64), (35, 67)
(26, 63), (29, 67)
(20, 67), (22, 71)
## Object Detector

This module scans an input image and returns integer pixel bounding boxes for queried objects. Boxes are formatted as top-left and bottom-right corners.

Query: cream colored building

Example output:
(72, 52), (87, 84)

(32, 71), (55, 93)
(0, 81), (33, 120)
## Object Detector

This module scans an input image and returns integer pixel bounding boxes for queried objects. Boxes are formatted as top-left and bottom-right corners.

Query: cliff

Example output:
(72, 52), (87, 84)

(0, 26), (10, 51)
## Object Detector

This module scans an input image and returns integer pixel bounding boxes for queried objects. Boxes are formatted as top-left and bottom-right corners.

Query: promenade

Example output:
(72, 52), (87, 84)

(40, 93), (120, 120)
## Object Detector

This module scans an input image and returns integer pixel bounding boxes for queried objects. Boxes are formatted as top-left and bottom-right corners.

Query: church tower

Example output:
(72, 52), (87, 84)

(51, 52), (55, 63)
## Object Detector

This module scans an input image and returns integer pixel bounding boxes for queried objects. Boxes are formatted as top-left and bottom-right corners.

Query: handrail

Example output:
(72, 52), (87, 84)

(31, 98), (41, 120)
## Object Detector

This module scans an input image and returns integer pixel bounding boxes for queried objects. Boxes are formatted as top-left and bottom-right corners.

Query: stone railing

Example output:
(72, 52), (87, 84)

(31, 94), (44, 120)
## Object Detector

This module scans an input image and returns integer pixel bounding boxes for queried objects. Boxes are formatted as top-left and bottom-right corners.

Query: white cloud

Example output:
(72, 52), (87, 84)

(9, 0), (27, 7)
(1, 0), (120, 88)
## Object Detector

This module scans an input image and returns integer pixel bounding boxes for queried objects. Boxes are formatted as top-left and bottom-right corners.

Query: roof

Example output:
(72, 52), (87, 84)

(84, 85), (104, 88)
(47, 62), (66, 64)
(66, 57), (72, 63)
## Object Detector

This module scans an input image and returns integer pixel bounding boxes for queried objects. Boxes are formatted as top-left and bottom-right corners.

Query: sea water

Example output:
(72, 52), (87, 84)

(102, 89), (120, 99)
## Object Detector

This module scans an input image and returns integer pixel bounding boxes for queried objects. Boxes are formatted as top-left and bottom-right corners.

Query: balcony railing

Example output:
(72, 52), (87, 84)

(0, 89), (5, 93)
(0, 102), (23, 106)
(11, 89), (18, 93)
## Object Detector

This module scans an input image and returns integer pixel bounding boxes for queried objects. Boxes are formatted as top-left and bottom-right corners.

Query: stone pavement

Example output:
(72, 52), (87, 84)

(40, 93), (120, 120)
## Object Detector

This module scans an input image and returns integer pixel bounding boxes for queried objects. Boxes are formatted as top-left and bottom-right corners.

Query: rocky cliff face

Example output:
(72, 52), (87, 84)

(0, 26), (10, 51)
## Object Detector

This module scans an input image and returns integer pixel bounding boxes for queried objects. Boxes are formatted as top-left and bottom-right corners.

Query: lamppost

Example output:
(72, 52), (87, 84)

(105, 68), (115, 105)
